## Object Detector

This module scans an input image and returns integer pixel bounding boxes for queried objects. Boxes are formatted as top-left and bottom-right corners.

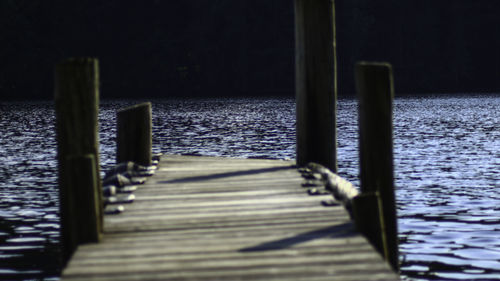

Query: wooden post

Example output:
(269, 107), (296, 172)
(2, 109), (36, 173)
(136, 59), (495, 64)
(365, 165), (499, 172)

(55, 58), (103, 264)
(351, 192), (387, 258)
(117, 102), (152, 166)
(294, 0), (337, 172)
(66, 154), (102, 243)
(355, 62), (398, 271)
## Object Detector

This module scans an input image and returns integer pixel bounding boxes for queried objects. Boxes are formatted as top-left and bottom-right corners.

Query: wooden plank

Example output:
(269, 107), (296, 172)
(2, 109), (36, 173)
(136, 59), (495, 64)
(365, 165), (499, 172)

(61, 155), (398, 281)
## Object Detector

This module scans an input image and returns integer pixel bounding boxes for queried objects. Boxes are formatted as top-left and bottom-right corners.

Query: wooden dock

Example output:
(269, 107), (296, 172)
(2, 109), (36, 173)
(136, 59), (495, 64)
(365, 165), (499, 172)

(61, 155), (399, 280)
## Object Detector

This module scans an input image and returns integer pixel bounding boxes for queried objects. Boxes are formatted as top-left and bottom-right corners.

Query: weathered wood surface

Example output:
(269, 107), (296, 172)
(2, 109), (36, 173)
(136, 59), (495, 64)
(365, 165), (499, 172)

(55, 58), (103, 264)
(117, 102), (152, 166)
(356, 62), (398, 270)
(62, 155), (398, 281)
(295, 0), (337, 172)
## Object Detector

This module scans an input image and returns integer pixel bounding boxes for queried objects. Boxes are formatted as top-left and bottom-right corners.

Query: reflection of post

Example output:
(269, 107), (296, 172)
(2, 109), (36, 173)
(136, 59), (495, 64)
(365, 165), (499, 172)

(117, 102), (152, 166)
(355, 62), (398, 271)
(55, 58), (103, 264)
(294, 0), (337, 172)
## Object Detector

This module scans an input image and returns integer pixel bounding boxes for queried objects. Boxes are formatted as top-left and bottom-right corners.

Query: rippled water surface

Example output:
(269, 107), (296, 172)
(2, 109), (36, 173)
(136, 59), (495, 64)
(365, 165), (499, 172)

(0, 95), (498, 280)
(394, 96), (500, 280)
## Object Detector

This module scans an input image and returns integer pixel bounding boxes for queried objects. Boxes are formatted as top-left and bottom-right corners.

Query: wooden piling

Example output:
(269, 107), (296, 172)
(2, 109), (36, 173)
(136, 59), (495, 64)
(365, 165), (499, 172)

(294, 0), (337, 172)
(355, 62), (399, 271)
(66, 154), (102, 243)
(352, 192), (387, 258)
(54, 58), (103, 264)
(117, 102), (152, 166)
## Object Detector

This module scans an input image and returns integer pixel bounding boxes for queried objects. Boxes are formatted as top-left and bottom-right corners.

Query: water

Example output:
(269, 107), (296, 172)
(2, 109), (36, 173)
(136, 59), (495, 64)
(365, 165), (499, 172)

(0, 95), (498, 280)
(394, 95), (500, 280)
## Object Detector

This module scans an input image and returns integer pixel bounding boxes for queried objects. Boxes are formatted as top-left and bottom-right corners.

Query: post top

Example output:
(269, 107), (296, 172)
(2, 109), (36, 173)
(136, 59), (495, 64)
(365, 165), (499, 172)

(356, 61), (392, 69)
(117, 102), (152, 114)
(58, 58), (99, 66)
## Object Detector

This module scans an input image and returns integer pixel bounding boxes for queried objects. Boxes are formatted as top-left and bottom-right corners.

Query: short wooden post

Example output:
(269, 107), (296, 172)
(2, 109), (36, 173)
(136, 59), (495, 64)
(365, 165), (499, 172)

(55, 58), (103, 264)
(117, 102), (152, 166)
(294, 0), (337, 172)
(355, 62), (399, 271)
(351, 192), (387, 258)
(66, 154), (102, 243)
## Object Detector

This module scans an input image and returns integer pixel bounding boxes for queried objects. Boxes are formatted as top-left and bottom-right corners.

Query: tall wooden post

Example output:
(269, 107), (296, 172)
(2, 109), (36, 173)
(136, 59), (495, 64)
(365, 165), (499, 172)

(117, 102), (152, 166)
(294, 0), (337, 172)
(55, 58), (103, 264)
(355, 62), (398, 271)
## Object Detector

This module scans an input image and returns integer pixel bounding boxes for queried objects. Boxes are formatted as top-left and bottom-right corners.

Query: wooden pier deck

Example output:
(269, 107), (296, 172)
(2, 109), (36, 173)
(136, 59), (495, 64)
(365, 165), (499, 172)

(61, 155), (399, 281)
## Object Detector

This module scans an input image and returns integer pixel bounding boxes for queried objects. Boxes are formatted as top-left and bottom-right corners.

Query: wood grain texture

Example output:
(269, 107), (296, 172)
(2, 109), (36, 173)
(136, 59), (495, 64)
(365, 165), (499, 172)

(355, 62), (399, 270)
(55, 58), (103, 264)
(61, 155), (398, 281)
(117, 102), (152, 166)
(295, 0), (337, 171)
(66, 154), (102, 243)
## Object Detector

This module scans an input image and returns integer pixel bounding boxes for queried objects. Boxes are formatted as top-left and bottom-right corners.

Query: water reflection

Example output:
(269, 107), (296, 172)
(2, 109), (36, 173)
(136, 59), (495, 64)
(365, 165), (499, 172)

(0, 96), (499, 280)
(147, 98), (296, 160)
(394, 95), (500, 280)
(0, 102), (59, 280)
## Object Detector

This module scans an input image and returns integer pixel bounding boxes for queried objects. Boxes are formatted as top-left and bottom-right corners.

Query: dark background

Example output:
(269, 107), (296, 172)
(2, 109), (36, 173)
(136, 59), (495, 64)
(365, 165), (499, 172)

(1, 0), (499, 100)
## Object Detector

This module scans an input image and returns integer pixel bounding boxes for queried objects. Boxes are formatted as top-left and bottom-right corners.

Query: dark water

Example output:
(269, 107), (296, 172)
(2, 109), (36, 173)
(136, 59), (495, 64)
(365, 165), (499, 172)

(0, 95), (498, 280)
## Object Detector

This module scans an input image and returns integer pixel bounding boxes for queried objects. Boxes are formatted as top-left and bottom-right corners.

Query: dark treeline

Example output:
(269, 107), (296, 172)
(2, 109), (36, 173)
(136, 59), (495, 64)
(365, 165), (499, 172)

(338, 0), (500, 95)
(1, 0), (499, 100)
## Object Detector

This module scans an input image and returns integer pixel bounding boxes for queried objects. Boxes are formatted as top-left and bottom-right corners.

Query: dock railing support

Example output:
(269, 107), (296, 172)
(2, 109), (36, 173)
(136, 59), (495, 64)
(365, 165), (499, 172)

(352, 192), (387, 259)
(55, 58), (103, 265)
(355, 62), (399, 271)
(117, 102), (152, 166)
(294, 0), (337, 172)
(66, 154), (102, 243)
